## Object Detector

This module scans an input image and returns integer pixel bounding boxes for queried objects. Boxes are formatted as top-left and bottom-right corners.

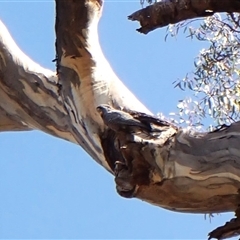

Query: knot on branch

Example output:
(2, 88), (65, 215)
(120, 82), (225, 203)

(97, 104), (177, 198)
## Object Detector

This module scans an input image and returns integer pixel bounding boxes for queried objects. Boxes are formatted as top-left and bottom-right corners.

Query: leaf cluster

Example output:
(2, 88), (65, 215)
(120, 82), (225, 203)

(168, 13), (240, 130)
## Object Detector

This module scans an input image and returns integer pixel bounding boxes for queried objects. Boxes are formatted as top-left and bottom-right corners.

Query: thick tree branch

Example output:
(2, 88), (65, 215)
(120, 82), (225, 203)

(97, 109), (240, 214)
(0, 21), (73, 140)
(0, 0), (150, 172)
(54, 0), (150, 170)
(128, 0), (240, 34)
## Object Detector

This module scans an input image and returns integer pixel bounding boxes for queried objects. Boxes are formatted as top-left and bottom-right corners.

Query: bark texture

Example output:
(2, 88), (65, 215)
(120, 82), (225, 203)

(54, 0), (150, 171)
(1, 0), (240, 239)
(128, 0), (240, 34)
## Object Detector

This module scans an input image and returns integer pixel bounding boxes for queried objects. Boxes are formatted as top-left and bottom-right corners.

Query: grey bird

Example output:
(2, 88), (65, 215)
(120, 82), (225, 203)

(96, 104), (152, 134)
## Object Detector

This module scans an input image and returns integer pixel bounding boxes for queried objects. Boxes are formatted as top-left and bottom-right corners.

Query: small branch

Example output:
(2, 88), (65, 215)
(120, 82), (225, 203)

(128, 0), (240, 34)
(208, 218), (240, 239)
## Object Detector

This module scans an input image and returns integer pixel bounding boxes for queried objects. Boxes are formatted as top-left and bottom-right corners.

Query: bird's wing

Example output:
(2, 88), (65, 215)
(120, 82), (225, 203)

(106, 111), (127, 122)
(112, 114), (151, 131)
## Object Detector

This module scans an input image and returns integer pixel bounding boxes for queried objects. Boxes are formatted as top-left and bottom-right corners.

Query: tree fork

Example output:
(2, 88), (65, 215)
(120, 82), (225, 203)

(1, 0), (240, 238)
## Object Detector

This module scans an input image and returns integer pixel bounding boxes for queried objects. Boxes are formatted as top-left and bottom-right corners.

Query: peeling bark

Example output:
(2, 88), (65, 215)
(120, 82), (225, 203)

(1, 0), (240, 239)
(128, 0), (240, 34)
(54, 0), (150, 171)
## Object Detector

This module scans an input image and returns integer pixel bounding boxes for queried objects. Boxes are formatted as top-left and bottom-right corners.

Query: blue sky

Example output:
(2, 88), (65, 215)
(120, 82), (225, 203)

(0, 1), (237, 239)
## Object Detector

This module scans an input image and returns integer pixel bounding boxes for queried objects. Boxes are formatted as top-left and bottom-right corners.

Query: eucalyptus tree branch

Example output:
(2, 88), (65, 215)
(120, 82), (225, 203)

(0, 20), (63, 134)
(128, 0), (240, 34)
(54, 0), (150, 170)
(0, 0), (149, 172)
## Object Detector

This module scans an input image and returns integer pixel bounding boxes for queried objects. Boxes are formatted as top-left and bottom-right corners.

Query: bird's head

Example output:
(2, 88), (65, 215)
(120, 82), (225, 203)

(96, 104), (112, 116)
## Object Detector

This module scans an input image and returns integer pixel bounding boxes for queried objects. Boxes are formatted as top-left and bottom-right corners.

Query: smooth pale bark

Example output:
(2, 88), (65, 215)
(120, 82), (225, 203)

(129, 0), (240, 34)
(1, 0), (240, 239)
